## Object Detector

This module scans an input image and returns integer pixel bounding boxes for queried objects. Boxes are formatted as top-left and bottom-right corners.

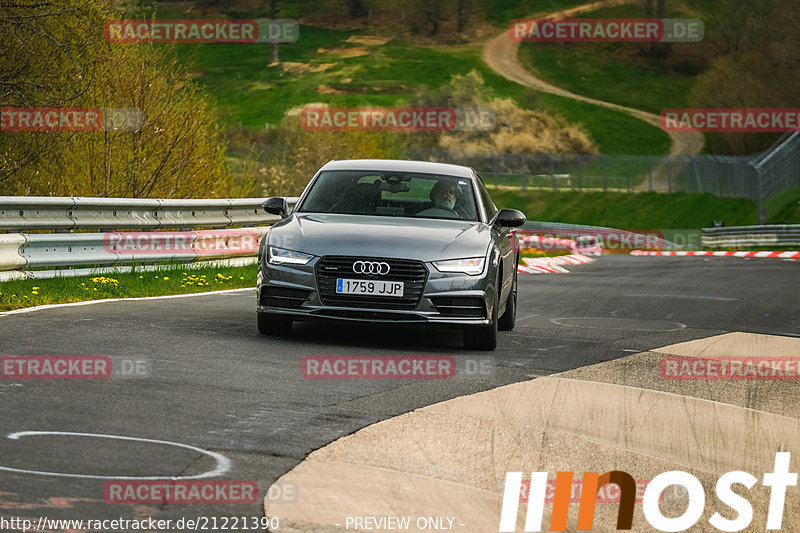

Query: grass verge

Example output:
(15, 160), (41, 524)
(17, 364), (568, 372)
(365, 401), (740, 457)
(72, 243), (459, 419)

(517, 3), (703, 116)
(0, 263), (256, 312)
(519, 250), (572, 261)
(175, 25), (671, 155)
(493, 190), (760, 230)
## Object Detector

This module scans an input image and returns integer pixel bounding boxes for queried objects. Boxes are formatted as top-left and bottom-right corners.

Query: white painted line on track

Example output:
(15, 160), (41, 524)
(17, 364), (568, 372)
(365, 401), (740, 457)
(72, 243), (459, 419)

(550, 316), (688, 331)
(622, 293), (739, 301)
(0, 288), (254, 318)
(0, 431), (231, 480)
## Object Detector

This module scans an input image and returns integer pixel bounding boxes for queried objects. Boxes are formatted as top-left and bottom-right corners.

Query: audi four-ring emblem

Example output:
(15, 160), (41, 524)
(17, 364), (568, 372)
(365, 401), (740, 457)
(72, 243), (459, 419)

(353, 261), (391, 275)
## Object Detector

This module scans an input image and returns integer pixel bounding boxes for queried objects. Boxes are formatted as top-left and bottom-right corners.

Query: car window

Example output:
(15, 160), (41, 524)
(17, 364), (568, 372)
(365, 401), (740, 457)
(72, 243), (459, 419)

(475, 173), (498, 221)
(297, 170), (479, 221)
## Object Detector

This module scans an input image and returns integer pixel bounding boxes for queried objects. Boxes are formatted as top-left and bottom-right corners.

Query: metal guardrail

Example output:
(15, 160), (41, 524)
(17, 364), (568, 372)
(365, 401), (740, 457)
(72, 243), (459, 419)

(0, 196), (299, 281)
(0, 196), (300, 231)
(520, 221), (683, 249)
(701, 225), (800, 248)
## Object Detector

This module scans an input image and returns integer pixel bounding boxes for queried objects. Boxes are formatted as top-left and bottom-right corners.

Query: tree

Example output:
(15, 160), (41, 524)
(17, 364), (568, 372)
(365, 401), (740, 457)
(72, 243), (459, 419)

(418, 0), (444, 36)
(269, 0), (280, 65)
(409, 71), (597, 156)
(257, 107), (407, 197)
(0, 0), (232, 197)
(348, 0), (368, 17)
(0, 0), (105, 188)
(455, 0), (475, 33)
(708, 0), (773, 55)
(690, 0), (799, 155)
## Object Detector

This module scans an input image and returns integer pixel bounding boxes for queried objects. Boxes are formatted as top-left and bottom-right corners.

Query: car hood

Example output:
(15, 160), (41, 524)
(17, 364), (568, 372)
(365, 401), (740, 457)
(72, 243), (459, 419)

(268, 213), (492, 261)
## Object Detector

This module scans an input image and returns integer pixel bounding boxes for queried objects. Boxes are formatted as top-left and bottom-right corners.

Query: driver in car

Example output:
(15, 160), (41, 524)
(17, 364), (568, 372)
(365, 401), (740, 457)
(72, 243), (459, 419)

(417, 180), (461, 218)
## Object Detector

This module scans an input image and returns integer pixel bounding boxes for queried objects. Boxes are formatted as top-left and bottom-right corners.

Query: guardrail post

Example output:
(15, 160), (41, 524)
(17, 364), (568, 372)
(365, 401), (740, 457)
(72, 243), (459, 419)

(666, 159), (672, 193)
(626, 156), (631, 193)
(756, 167), (766, 224)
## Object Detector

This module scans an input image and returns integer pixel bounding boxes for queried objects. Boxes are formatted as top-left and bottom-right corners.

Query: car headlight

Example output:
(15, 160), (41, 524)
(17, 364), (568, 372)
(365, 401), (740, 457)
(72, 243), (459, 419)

(432, 257), (485, 276)
(268, 246), (315, 265)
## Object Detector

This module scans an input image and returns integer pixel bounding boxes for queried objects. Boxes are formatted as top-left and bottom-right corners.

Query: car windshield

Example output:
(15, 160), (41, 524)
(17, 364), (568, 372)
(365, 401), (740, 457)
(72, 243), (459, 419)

(297, 170), (479, 221)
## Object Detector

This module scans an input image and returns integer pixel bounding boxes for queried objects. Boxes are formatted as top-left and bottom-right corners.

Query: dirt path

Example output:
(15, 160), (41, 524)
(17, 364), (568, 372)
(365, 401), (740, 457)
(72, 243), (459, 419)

(482, 0), (704, 189)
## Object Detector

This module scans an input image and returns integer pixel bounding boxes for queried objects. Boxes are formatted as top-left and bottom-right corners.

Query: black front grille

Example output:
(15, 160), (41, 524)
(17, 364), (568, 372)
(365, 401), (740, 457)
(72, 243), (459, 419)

(430, 296), (487, 318)
(315, 309), (426, 322)
(316, 256), (428, 310)
(260, 286), (312, 309)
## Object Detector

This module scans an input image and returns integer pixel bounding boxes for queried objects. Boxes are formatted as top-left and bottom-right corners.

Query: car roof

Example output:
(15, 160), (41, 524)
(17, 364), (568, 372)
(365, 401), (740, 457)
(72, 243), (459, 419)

(319, 159), (474, 178)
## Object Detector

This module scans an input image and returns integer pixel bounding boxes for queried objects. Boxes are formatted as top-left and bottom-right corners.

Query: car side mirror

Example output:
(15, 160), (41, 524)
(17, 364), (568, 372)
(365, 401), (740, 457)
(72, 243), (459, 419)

(263, 197), (289, 218)
(495, 208), (526, 228)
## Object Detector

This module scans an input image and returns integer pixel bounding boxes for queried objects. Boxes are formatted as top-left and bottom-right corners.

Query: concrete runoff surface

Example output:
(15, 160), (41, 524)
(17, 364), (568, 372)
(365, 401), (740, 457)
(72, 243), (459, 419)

(265, 332), (800, 532)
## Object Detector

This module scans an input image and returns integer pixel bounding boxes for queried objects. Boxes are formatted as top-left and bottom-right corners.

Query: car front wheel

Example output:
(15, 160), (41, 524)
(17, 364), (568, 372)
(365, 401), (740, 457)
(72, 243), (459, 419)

(257, 312), (293, 336)
(463, 275), (499, 351)
(498, 260), (517, 331)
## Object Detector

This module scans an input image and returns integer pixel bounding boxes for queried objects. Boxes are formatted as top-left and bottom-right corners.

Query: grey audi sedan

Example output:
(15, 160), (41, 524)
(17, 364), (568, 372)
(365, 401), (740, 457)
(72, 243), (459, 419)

(256, 159), (525, 350)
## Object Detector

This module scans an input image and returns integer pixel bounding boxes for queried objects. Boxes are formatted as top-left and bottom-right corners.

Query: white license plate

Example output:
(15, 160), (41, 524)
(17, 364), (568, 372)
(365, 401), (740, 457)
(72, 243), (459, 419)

(336, 278), (404, 297)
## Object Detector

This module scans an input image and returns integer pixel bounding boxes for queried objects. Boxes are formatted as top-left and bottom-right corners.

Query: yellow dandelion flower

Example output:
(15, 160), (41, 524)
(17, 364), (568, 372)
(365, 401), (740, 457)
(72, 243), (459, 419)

(163, 277), (169, 281)
(32, 291), (38, 295)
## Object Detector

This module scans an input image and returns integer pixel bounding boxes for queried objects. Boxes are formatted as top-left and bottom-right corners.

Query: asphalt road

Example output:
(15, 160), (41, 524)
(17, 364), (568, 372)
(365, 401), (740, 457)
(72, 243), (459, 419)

(0, 255), (797, 530)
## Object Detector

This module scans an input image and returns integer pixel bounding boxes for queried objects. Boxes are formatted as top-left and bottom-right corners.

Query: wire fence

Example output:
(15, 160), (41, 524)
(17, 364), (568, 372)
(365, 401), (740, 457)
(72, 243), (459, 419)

(409, 149), (758, 196)
(410, 138), (800, 222)
(750, 132), (800, 223)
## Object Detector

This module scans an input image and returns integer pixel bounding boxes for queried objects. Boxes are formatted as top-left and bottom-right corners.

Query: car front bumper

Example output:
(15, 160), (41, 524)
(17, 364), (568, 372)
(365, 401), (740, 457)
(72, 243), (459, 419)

(257, 256), (498, 327)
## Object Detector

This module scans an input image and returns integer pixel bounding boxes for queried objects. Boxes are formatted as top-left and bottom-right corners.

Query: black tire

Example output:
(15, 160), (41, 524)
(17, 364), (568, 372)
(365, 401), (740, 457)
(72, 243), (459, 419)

(463, 274), (499, 351)
(257, 313), (293, 336)
(498, 260), (517, 331)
